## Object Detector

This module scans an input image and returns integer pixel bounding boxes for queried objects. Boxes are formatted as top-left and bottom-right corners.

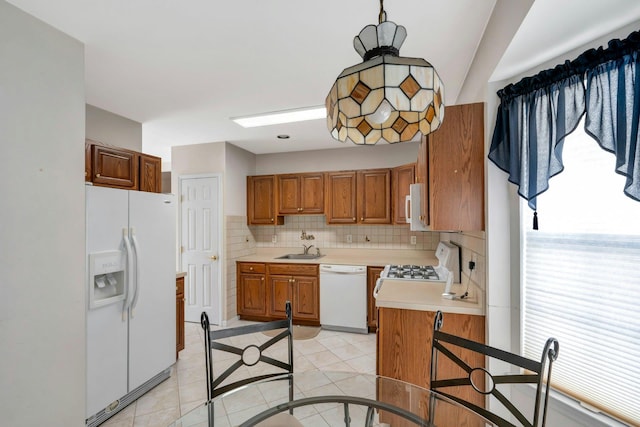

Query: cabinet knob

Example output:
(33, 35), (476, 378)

(96, 173), (101, 178)
(261, 277), (264, 281)
(249, 266), (253, 271)
(298, 207), (302, 212)
(271, 218), (274, 222)
(352, 217), (356, 221)
(360, 217), (364, 221)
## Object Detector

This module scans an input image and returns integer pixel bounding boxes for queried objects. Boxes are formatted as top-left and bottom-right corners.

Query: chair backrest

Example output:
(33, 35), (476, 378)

(430, 311), (559, 427)
(201, 301), (294, 400)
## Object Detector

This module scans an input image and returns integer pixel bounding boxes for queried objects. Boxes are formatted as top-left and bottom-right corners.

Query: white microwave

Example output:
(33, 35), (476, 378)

(405, 183), (430, 231)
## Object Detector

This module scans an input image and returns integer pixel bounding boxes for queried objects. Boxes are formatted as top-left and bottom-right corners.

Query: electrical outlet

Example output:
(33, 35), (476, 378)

(346, 234), (352, 243)
(410, 235), (417, 245)
(272, 235), (277, 243)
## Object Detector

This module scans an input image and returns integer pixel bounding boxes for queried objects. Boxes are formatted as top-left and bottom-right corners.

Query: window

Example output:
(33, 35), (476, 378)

(521, 120), (640, 426)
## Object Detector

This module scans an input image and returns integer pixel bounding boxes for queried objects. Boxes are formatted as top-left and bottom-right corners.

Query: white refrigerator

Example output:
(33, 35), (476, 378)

(85, 185), (176, 425)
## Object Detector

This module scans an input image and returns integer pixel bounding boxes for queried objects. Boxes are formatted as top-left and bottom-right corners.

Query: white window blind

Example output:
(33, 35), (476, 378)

(521, 122), (640, 426)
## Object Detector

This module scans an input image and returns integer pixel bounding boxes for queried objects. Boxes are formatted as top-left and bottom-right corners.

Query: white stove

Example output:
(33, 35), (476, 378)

(374, 241), (461, 298)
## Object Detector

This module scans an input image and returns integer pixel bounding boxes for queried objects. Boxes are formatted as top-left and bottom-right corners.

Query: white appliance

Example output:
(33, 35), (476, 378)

(85, 185), (176, 426)
(373, 241), (461, 298)
(405, 183), (430, 231)
(319, 264), (368, 334)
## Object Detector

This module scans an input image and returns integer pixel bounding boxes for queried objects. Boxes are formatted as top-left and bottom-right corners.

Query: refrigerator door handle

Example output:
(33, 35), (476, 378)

(122, 228), (134, 321)
(130, 227), (141, 318)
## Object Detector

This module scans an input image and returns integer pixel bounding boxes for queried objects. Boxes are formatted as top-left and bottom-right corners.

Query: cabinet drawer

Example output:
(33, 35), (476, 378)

(238, 262), (266, 274)
(268, 263), (318, 276)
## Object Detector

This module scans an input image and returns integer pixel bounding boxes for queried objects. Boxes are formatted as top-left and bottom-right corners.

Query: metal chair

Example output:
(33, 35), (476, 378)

(201, 301), (302, 426)
(430, 310), (559, 427)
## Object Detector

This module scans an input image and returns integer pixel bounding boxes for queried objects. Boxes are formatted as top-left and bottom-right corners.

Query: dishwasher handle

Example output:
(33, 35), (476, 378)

(319, 264), (366, 274)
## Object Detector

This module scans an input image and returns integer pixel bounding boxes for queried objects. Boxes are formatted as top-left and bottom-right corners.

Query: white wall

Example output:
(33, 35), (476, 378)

(224, 143), (255, 216)
(255, 142), (419, 174)
(86, 104), (142, 152)
(0, 2), (86, 425)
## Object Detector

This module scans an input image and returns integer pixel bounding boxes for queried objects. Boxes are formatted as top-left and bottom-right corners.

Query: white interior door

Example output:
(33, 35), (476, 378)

(180, 176), (221, 324)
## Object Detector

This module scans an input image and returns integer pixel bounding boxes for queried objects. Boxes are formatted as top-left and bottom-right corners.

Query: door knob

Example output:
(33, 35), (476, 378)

(210, 255), (218, 261)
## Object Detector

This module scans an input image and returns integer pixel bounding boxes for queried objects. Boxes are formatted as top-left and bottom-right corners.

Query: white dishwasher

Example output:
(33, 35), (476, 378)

(319, 264), (368, 334)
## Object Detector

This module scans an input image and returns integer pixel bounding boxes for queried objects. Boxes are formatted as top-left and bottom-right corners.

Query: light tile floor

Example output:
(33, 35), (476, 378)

(100, 320), (376, 427)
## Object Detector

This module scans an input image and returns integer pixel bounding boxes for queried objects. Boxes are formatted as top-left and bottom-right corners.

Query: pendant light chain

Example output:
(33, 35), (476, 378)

(378, 0), (386, 23)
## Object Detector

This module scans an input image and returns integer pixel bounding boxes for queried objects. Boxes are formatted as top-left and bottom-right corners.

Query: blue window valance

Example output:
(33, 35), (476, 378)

(489, 30), (640, 228)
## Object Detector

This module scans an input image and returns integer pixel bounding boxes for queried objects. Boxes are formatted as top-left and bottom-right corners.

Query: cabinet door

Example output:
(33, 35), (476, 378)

(392, 164), (415, 224)
(176, 277), (185, 355)
(139, 153), (162, 193)
(92, 145), (138, 189)
(416, 137), (430, 225)
(428, 103), (484, 231)
(367, 266), (384, 331)
(85, 141), (92, 182)
(247, 175), (282, 225)
(292, 275), (319, 322)
(237, 273), (267, 316)
(277, 174), (300, 215)
(300, 173), (324, 214)
(357, 169), (391, 224)
(268, 275), (292, 318)
(325, 171), (357, 224)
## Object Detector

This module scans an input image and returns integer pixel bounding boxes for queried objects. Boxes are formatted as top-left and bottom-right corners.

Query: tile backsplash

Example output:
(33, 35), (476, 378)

(250, 215), (440, 251)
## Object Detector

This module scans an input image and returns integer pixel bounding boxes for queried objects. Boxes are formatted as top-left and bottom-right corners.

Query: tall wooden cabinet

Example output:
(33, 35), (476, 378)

(416, 103), (485, 231)
(247, 175), (284, 225)
(277, 173), (324, 215)
(176, 276), (185, 357)
(325, 169), (391, 224)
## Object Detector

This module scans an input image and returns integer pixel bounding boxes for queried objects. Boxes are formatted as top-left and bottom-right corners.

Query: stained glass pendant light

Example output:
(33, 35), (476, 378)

(326, 0), (445, 144)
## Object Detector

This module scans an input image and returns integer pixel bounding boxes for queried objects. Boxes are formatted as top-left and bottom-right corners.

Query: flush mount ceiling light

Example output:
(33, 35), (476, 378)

(231, 106), (326, 128)
(326, 0), (445, 144)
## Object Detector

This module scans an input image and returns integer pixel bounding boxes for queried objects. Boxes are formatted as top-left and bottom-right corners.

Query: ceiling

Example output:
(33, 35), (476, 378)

(7, 0), (640, 164)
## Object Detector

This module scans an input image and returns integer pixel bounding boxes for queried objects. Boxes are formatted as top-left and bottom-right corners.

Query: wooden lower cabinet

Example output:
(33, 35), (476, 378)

(267, 263), (319, 325)
(237, 262), (319, 325)
(367, 266), (384, 332)
(376, 308), (485, 427)
(237, 262), (268, 319)
(176, 276), (185, 357)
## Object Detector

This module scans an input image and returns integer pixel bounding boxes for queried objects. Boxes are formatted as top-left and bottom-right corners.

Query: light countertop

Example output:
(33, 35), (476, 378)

(237, 247), (484, 316)
(236, 247), (438, 266)
(375, 279), (484, 316)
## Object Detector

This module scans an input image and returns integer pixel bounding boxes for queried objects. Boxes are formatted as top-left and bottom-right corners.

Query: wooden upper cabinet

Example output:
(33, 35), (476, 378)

(325, 171), (358, 224)
(139, 153), (162, 193)
(277, 173), (324, 215)
(86, 140), (162, 193)
(91, 144), (138, 190)
(357, 169), (391, 224)
(325, 169), (391, 224)
(392, 163), (415, 225)
(247, 175), (284, 225)
(415, 103), (485, 231)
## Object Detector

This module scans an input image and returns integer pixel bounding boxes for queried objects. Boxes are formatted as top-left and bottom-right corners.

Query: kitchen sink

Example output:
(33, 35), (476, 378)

(275, 253), (325, 260)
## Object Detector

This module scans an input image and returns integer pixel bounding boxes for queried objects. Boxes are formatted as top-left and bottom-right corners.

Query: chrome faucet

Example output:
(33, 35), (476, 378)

(303, 244), (314, 255)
